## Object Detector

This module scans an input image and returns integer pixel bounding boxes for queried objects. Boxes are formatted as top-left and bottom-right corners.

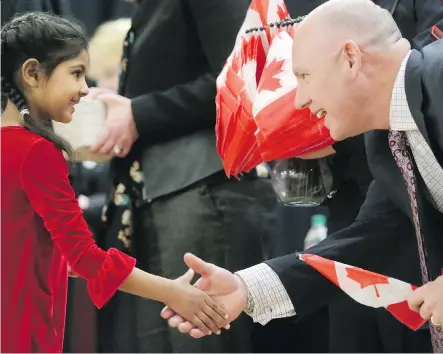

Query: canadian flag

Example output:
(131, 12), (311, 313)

(252, 28), (334, 162)
(299, 253), (426, 331)
(215, 0), (290, 176)
(216, 0), (289, 89)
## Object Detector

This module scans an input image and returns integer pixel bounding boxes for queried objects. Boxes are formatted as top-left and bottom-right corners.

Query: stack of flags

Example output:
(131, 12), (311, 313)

(215, 0), (335, 177)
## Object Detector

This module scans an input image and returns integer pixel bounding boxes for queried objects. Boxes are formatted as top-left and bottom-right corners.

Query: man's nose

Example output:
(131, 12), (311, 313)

(294, 88), (311, 110)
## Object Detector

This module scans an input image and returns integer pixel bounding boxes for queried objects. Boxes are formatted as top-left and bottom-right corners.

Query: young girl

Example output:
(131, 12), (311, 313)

(0, 12), (228, 353)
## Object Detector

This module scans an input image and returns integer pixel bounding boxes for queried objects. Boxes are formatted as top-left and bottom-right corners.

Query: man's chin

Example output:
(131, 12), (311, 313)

(329, 127), (353, 142)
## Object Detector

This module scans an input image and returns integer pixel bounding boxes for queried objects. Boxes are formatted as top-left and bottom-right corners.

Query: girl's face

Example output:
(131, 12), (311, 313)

(28, 49), (90, 123)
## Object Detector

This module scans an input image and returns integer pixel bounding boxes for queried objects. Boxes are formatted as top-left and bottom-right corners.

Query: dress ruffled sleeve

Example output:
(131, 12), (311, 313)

(87, 248), (136, 308)
(20, 139), (136, 308)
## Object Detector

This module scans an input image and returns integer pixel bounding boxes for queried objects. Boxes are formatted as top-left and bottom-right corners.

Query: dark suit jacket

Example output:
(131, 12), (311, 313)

(266, 39), (443, 320)
(285, 0), (443, 234)
(119, 0), (250, 201)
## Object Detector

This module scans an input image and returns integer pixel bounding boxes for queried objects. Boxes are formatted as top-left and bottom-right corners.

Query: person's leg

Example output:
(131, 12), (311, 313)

(328, 295), (382, 352)
(97, 292), (138, 353)
(134, 182), (256, 352)
(96, 210), (139, 353)
(131, 203), (172, 353)
(253, 201), (329, 353)
(377, 309), (432, 353)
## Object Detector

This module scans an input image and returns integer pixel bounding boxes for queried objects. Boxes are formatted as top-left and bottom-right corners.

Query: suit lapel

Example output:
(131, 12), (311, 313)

(367, 131), (442, 279)
(365, 131), (412, 218)
(415, 175), (443, 280)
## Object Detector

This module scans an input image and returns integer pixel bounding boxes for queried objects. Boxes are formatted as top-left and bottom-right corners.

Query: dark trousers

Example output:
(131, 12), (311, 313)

(329, 295), (432, 353)
(98, 178), (278, 352)
(252, 205), (330, 353)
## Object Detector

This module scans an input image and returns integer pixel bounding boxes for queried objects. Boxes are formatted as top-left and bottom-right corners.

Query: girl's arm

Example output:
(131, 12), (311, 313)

(20, 138), (228, 334)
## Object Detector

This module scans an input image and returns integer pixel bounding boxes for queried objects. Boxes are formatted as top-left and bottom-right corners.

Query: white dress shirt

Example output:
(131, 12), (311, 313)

(389, 51), (443, 212)
(236, 51), (443, 324)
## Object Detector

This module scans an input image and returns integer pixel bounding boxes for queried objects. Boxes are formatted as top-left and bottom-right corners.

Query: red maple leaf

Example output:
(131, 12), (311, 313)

(243, 36), (259, 63)
(258, 58), (285, 93)
(277, 4), (289, 20)
(345, 267), (390, 298)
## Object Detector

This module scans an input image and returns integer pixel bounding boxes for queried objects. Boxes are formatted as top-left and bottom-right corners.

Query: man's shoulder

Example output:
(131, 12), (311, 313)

(409, 39), (443, 74)
(421, 38), (443, 63)
(406, 40), (443, 106)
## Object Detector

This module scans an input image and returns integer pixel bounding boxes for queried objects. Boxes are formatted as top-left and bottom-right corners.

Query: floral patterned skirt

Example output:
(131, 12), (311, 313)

(100, 159), (145, 254)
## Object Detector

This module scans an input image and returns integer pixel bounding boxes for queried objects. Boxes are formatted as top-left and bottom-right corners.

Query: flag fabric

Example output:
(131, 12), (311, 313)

(215, 0), (335, 177)
(216, 0), (290, 176)
(299, 253), (426, 331)
(253, 28), (335, 162)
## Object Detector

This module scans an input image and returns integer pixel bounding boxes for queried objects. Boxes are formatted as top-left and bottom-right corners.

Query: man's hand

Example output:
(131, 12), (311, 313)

(408, 275), (443, 327)
(161, 253), (248, 338)
(88, 88), (138, 158)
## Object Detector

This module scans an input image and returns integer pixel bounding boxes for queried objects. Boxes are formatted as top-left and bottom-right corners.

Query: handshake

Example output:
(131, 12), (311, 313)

(159, 253), (249, 337)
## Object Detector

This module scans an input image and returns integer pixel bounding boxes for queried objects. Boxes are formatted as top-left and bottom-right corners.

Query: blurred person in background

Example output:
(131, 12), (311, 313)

(71, 18), (132, 234)
(64, 18), (132, 353)
(1, 0), (72, 24)
(87, 18), (132, 91)
(67, 0), (135, 36)
(88, 0), (278, 352)
(253, 0), (443, 352)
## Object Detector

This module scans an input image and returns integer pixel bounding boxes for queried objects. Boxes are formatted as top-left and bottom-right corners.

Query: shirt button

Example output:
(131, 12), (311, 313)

(146, 198), (152, 203)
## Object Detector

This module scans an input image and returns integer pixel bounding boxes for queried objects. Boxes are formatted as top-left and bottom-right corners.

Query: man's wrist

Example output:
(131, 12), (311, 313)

(235, 274), (254, 315)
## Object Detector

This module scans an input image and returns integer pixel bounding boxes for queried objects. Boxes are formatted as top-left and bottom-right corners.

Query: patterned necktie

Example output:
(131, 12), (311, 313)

(389, 131), (443, 352)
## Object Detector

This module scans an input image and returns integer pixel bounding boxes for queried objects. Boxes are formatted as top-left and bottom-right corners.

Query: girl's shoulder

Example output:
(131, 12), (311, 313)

(2, 125), (46, 144)
(2, 126), (63, 162)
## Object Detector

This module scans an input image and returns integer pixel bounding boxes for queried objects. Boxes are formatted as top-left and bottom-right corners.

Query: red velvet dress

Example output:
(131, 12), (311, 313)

(1, 126), (136, 353)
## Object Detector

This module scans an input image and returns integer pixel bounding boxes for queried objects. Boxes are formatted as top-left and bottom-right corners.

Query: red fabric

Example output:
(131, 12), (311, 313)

(1, 127), (136, 353)
(300, 254), (426, 331)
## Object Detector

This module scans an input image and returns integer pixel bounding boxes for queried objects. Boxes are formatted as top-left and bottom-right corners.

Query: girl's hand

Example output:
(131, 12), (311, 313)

(164, 269), (229, 335)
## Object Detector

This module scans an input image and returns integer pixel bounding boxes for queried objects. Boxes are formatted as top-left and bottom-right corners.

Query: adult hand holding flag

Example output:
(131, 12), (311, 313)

(298, 253), (427, 331)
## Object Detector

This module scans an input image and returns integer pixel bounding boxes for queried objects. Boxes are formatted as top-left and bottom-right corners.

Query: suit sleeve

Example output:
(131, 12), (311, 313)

(265, 181), (417, 320)
(411, 0), (443, 48)
(20, 139), (136, 309)
(131, 0), (249, 143)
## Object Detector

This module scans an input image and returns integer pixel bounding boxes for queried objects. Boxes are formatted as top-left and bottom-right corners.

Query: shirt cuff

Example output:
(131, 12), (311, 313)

(236, 263), (296, 325)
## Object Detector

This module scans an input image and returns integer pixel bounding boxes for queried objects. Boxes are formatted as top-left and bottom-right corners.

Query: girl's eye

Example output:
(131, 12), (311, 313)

(73, 70), (83, 78)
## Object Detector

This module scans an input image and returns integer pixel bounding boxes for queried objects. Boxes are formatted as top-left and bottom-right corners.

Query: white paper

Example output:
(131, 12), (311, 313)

(53, 98), (111, 162)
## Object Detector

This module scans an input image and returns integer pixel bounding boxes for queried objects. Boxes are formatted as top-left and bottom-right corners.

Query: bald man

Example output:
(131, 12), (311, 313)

(162, 0), (443, 352)
(255, 0), (443, 352)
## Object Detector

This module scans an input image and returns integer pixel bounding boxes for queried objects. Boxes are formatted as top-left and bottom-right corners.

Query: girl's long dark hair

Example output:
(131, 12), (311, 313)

(1, 12), (89, 157)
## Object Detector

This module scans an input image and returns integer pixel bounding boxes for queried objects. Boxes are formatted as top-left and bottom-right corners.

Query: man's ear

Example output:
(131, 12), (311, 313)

(340, 40), (362, 79)
(20, 59), (44, 89)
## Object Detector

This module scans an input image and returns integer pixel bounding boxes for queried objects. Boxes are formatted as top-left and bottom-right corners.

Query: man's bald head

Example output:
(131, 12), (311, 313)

(297, 0), (402, 51)
(291, 0), (410, 142)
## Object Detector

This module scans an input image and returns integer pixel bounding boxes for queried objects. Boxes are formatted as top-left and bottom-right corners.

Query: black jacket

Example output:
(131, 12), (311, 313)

(121, 0), (250, 201)
(285, 0), (443, 233)
(267, 35), (443, 320)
